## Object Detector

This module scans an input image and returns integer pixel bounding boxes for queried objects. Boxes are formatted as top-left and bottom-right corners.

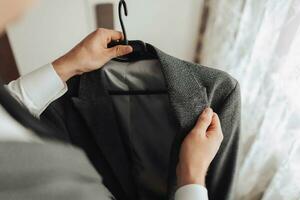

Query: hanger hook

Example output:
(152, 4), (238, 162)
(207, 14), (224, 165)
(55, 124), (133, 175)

(119, 0), (128, 45)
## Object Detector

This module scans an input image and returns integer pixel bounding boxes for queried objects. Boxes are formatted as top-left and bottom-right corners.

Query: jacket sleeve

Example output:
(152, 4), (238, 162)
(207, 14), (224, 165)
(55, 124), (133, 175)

(207, 82), (241, 200)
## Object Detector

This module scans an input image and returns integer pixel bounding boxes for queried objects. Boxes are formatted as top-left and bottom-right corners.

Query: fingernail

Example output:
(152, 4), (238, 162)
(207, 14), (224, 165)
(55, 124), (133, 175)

(126, 46), (133, 53)
(204, 107), (212, 114)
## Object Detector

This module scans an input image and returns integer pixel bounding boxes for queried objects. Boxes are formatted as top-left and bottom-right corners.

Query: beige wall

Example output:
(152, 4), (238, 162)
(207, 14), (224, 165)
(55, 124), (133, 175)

(7, 0), (203, 75)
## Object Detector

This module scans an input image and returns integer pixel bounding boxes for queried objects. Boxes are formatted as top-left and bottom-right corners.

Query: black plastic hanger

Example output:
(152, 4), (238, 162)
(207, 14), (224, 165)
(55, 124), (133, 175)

(107, 0), (165, 95)
(108, 0), (157, 62)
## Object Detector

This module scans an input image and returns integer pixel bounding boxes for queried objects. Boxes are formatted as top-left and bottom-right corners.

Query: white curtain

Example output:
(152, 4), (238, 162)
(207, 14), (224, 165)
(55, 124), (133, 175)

(196, 0), (300, 199)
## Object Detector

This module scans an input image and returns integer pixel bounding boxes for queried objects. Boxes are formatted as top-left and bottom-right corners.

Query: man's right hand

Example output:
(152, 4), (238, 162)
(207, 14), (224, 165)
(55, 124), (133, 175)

(53, 28), (133, 82)
(176, 107), (223, 187)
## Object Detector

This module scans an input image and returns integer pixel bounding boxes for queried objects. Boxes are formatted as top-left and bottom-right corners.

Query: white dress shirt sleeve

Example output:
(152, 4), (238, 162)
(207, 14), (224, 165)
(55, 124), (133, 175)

(5, 64), (67, 118)
(175, 184), (209, 200)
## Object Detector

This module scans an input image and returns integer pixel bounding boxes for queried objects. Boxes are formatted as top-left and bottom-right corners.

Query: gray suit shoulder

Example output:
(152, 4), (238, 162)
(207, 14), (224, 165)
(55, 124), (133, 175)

(186, 61), (239, 104)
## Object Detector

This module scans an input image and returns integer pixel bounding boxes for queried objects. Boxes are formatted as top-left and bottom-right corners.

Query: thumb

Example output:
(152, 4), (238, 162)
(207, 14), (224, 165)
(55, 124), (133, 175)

(207, 113), (223, 138)
(209, 113), (221, 131)
(107, 45), (133, 59)
(193, 107), (213, 135)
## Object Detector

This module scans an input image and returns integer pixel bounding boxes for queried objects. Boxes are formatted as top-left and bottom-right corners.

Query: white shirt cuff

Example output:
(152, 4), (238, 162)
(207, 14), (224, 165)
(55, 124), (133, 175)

(175, 184), (208, 200)
(7, 64), (67, 117)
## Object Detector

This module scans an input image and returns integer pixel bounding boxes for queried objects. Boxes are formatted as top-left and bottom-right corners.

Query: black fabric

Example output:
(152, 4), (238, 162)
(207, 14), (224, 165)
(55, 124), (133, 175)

(40, 45), (241, 200)
(101, 59), (178, 199)
(110, 95), (177, 199)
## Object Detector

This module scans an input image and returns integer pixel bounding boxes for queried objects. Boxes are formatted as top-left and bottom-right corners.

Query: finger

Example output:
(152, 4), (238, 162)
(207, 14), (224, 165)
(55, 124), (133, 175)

(107, 45), (133, 58)
(106, 29), (124, 41)
(193, 107), (213, 134)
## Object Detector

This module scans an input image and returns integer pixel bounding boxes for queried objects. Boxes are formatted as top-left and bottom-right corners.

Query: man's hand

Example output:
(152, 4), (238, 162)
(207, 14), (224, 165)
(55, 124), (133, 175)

(52, 28), (133, 82)
(177, 107), (223, 187)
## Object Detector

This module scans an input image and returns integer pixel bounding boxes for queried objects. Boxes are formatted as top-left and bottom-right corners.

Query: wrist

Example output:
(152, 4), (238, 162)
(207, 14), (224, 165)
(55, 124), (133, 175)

(52, 55), (79, 82)
(177, 164), (207, 188)
(178, 174), (206, 188)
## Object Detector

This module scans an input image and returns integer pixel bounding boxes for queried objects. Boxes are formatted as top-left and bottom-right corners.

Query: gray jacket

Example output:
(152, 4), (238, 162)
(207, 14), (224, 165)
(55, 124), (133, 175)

(40, 45), (241, 200)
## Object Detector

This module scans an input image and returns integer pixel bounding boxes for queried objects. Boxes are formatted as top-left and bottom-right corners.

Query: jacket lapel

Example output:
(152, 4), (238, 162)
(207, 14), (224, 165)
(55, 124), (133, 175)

(154, 47), (208, 132)
(71, 71), (136, 200)
(154, 47), (209, 197)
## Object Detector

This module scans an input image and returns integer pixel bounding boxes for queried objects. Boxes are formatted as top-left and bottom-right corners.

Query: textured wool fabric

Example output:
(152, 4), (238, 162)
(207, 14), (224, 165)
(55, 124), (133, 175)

(40, 45), (241, 200)
(0, 141), (114, 200)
